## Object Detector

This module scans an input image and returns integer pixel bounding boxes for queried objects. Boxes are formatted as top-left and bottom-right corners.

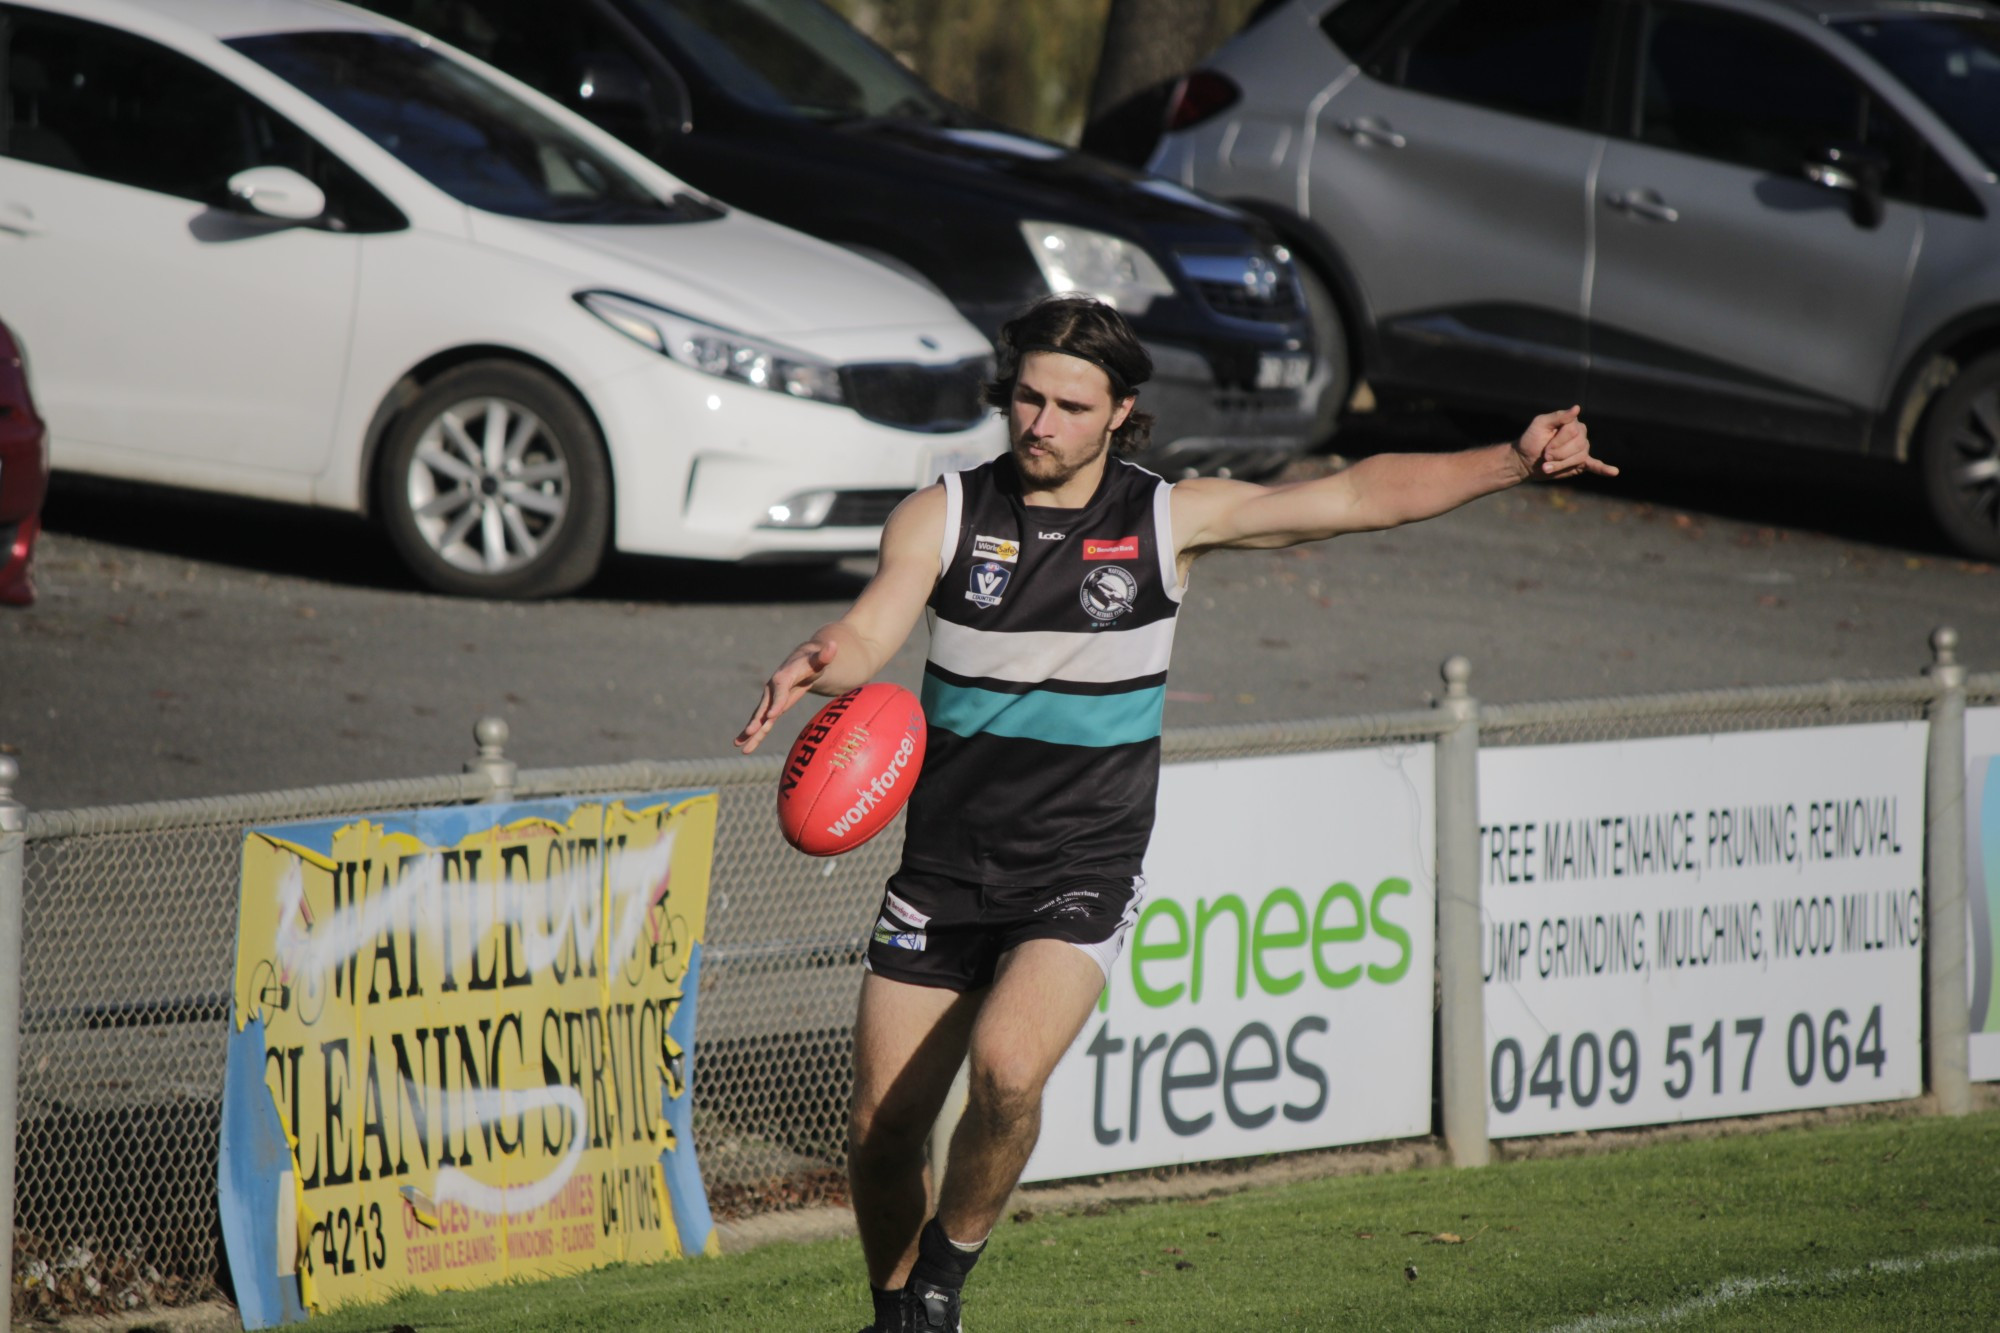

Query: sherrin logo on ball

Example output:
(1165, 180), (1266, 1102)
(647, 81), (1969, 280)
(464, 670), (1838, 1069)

(777, 681), (927, 856)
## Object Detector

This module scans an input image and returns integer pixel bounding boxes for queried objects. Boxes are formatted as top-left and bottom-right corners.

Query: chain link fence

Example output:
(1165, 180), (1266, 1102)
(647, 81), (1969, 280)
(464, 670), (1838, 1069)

(8, 649), (1992, 1315)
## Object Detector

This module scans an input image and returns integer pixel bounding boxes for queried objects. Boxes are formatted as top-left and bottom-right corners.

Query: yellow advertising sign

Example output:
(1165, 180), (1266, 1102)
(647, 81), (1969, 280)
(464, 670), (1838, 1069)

(218, 792), (717, 1327)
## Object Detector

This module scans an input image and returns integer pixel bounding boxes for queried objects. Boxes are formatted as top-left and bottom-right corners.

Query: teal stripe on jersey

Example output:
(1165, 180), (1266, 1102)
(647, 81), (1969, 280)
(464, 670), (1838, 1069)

(923, 674), (1165, 748)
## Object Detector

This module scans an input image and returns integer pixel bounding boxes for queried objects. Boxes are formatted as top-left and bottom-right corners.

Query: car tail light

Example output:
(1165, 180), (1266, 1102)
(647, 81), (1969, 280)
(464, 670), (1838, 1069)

(1165, 70), (1242, 132)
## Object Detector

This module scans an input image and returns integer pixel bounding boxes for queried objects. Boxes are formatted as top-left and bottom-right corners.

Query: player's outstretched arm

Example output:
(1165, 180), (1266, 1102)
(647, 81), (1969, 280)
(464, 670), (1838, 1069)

(734, 485), (945, 755)
(1175, 406), (1615, 555)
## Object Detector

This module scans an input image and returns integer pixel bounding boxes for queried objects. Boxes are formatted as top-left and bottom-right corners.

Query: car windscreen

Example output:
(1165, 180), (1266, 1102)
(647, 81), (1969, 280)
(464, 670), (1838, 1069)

(228, 31), (712, 222)
(1834, 15), (2000, 172)
(618, 0), (957, 123)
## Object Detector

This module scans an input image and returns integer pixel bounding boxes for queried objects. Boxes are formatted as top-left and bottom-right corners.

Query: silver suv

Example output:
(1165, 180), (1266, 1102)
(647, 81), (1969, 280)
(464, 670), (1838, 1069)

(1153, 0), (2000, 558)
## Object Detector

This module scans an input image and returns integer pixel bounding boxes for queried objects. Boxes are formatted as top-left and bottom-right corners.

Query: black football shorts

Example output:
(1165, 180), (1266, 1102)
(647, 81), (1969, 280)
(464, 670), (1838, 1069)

(864, 868), (1144, 991)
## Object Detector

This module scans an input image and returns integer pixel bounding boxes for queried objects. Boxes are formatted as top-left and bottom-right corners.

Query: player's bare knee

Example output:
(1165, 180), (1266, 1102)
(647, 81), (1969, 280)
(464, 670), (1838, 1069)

(849, 1098), (931, 1163)
(964, 1058), (1043, 1130)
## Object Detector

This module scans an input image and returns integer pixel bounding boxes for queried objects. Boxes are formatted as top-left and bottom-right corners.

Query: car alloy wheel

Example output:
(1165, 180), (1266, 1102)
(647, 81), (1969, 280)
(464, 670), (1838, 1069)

(1919, 352), (2000, 563)
(378, 362), (611, 598)
(407, 396), (568, 575)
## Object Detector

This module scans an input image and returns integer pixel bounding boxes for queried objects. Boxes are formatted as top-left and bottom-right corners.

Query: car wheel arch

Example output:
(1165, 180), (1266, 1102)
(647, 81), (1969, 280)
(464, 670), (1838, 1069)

(1219, 197), (1374, 390)
(356, 345), (616, 538)
(1881, 313), (2000, 463)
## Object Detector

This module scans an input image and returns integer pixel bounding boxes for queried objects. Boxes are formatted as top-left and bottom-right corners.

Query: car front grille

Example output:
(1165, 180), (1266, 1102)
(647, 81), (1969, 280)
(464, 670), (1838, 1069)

(1179, 250), (1302, 324)
(825, 489), (911, 527)
(1195, 278), (1301, 322)
(841, 356), (991, 432)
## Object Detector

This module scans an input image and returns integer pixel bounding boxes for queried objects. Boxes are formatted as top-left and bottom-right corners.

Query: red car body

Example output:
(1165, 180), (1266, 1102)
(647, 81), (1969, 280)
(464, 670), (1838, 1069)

(0, 319), (48, 606)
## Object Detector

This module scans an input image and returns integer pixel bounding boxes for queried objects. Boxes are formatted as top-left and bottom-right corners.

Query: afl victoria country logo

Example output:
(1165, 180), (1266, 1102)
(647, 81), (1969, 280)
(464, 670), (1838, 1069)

(965, 560), (1011, 608)
(1079, 565), (1138, 622)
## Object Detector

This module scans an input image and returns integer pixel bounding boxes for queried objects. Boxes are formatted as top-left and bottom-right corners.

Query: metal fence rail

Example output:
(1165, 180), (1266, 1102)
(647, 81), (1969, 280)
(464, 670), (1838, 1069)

(3, 639), (1992, 1316)
(6, 705), (1456, 1307)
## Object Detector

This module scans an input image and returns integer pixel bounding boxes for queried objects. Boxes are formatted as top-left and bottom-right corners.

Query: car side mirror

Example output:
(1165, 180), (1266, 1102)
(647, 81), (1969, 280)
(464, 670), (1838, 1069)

(1803, 142), (1888, 230)
(224, 166), (327, 222)
(578, 50), (650, 113)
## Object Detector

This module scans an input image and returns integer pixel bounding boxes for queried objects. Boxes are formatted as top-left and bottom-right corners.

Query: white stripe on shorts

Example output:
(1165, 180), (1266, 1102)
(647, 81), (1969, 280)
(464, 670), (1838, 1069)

(1065, 875), (1145, 982)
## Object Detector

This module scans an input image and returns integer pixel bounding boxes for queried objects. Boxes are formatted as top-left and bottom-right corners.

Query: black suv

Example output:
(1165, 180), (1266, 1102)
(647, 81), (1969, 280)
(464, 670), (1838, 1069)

(353, 0), (1343, 479)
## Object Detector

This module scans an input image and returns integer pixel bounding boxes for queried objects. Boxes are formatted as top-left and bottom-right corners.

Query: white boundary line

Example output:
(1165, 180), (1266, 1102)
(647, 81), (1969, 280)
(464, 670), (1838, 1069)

(1537, 1245), (2000, 1333)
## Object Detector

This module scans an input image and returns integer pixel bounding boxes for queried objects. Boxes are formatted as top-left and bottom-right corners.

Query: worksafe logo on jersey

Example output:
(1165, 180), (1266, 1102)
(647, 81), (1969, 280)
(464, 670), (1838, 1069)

(1080, 566), (1138, 622)
(973, 534), (1020, 564)
(966, 561), (1011, 608)
(1083, 536), (1140, 561)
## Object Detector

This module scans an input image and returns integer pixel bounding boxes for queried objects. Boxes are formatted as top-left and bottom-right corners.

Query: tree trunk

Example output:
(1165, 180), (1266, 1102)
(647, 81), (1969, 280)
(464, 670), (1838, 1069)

(1087, 0), (1218, 122)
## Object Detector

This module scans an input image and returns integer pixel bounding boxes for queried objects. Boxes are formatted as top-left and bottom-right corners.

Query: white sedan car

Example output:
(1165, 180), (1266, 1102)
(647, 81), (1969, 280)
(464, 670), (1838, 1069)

(0, 0), (1005, 596)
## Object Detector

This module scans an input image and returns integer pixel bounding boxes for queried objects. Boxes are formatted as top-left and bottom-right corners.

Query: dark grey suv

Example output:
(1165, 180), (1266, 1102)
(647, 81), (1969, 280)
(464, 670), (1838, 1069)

(1154, 0), (2000, 558)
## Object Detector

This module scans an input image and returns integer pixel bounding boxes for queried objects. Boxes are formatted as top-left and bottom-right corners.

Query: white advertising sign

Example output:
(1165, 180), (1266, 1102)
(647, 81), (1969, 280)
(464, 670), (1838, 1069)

(1022, 745), (1436, 1182)
(1968, 707), (2000, 1082)
(1480, 723), (1927, 1138)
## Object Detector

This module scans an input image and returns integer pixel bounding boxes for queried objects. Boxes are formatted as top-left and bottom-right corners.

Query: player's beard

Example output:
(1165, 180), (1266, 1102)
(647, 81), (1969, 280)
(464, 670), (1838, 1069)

(1011, 425), (1112, 492)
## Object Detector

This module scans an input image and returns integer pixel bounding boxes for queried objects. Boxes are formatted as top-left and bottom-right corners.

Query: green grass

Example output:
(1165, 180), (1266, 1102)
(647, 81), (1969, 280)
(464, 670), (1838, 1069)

(303, 1109), (2000, 1332)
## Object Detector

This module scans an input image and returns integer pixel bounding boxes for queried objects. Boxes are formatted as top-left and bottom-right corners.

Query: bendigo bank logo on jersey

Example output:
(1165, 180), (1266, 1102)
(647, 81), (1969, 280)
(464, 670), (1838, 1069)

(1083, 535), (1140, 561)
(966, 560), (1011, 608)
(1080, 566), (1139, 623)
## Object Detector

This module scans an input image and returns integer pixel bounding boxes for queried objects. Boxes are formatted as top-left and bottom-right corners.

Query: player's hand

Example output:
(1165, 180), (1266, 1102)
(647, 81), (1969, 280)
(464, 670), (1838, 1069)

(1514, 405), (1618, 481)
(735, 638), (838, 755)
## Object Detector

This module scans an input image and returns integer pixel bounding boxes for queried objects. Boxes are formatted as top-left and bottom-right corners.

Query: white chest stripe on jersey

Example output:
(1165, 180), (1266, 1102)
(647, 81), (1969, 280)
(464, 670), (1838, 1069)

(925, 614), (1177, 685)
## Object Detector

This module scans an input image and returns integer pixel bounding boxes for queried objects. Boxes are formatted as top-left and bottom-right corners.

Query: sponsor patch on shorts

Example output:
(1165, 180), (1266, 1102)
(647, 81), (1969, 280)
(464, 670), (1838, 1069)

(973, 534), (1020, 564)
(884, 889), (930, 928)
(873, 917), (928, 951)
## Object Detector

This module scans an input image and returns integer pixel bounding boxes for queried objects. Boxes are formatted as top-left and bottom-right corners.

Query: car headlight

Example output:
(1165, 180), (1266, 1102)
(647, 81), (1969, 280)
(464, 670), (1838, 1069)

(576, 291), (845, 405)
(1018, 222), (1175, 315)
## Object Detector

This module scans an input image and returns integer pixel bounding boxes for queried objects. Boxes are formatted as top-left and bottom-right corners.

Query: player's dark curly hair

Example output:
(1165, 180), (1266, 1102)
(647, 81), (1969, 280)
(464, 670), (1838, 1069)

(983, 295), (1155, 455)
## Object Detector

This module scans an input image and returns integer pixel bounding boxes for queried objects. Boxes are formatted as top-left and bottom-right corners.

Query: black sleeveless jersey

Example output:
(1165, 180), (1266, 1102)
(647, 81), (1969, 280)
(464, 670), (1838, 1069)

(900, 456), (1184, 884)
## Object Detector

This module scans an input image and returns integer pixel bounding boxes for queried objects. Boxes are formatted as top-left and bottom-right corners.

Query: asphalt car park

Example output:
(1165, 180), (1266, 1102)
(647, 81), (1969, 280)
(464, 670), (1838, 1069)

(8, 419), (1997, 813)
(1151, 0), (2000, 560)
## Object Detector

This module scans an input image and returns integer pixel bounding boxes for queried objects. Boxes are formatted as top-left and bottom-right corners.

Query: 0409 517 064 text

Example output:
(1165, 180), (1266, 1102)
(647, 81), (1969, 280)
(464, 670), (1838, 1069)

(1478, 722), (1928, 1138)
(1490, 1004), (1892, 1119)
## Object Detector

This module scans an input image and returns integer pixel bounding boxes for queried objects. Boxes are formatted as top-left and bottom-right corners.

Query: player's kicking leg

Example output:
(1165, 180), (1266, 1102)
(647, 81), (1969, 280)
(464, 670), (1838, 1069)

(849, 972), (983, 1331)
(901, 939), (1109, 1332)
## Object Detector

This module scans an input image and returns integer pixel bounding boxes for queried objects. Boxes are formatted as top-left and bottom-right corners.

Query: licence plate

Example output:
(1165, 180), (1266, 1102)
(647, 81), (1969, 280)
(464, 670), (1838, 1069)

(1256, 351), (1311, 391)
(917, 444), (993, 485)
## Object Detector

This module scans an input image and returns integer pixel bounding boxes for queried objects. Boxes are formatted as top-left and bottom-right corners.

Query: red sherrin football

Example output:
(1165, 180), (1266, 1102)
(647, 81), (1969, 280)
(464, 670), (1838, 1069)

(777, 682), (927, 856)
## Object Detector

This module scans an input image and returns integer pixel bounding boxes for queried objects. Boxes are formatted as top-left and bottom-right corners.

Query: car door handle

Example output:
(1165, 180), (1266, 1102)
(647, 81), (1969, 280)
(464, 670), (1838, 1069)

(0, 203), (41, 237)
(1335, 116), (1407, 149)
(1604, 189), (1679, 223)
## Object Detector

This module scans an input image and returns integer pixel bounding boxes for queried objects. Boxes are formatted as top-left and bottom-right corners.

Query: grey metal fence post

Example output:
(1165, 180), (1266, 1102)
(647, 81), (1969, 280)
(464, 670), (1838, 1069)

(466, 715), (517, 803)
(1434, 656), (1489, 1167)
(1924, 627), (1971, 1116)
(0, 756), (26, 1333)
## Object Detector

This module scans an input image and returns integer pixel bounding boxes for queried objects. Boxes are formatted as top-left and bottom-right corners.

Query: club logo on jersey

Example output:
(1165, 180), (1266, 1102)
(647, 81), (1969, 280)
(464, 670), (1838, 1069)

(1079, 565), (1139, 623)
(965, 560), (1011, 608)
(973, 534), (1020, 563)
(1083, 535), (1140, 561)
